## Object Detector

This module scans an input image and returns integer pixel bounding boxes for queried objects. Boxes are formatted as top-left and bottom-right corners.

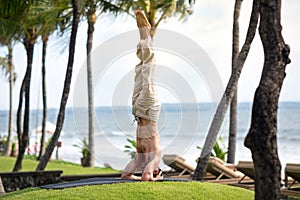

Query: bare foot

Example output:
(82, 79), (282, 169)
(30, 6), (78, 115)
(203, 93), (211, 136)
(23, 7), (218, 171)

(135, 10), (151, 39)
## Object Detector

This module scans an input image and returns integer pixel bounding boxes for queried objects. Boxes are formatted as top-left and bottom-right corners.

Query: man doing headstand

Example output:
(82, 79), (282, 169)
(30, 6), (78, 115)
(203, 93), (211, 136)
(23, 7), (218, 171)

(121, 10), (162, 181)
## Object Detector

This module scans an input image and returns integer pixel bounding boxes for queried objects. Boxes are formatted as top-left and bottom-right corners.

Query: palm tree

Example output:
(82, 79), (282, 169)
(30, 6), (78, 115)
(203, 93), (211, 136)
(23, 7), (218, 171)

(37, 33), (49, 160)
(227, 0), (243, 164)
(34, 0), (73, 160)
(192, 0), (260, 180)
(83, 0), (97, 168)
(81, 0), (128, 168)
(116, 0), (195, 38)
(0, 0), (24, 158)
(36, 0), (122, 169)
(13, 2), (52, 171)
(0, 46), (15, 157)
(36, 0), (81, 170)
(12, 0), (59, 171)
(14, 28), (38, 172)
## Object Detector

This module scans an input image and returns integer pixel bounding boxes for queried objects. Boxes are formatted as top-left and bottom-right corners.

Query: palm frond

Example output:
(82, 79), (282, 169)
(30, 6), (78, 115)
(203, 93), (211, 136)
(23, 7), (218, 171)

(114, 0), (195, 28)
(0, 18), (21, 45)
(124, 138), (137, 159)
(0, 56), (10, 79)
(99, 0), (134, 17)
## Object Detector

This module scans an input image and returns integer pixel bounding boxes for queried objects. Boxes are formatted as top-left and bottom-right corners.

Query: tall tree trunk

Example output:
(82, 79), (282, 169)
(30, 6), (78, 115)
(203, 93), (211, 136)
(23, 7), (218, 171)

(86, 2), (96, 168)
(38, 34), (49, 160)
(4, 45), (14, 157)
(36, 0), (80, 171)
(228, 0), (243, 164)
(244, 0), (290, 199)
(13, 35), (35, 172)
(191, 0), (260, 180)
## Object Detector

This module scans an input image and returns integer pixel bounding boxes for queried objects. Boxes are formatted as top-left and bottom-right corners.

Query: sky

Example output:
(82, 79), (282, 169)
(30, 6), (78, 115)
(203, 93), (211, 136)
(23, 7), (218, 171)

(0, 0), (300, 110)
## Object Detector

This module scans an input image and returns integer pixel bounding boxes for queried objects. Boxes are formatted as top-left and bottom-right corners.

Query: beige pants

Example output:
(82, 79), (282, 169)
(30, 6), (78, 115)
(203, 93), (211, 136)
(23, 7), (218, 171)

(132, 36), (160, 122)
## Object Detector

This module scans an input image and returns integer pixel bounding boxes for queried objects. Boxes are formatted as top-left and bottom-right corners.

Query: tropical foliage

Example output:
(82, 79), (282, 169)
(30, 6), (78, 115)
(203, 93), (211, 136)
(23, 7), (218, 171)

(114, 0), (195, 37)
(73, 137), (89, 158)
(0, 0), (19, 157)
(197, 136), (228, 162)
(124, 138), (137, 159)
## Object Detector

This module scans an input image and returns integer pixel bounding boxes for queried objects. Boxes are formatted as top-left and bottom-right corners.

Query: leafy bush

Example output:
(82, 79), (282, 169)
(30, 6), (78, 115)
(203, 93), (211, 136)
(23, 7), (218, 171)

(197, 136), (228, 161)
(124, 138), (137, 159)
(73, 137), (89, 158)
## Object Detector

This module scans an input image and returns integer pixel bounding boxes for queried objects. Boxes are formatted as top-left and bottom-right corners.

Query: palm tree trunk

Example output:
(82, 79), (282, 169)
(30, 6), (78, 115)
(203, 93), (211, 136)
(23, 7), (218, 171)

(244, 0), (290, 198)
(38, 35), (49, 160)
(13, 36), (34, 172)
(227, 0), (243, 164)
(86, 7), (96, 168)
(191, 0), (260, 180)
(4, 45), (14, 157)
(36, 0), (80, 171)
(16, 73), (25, 160)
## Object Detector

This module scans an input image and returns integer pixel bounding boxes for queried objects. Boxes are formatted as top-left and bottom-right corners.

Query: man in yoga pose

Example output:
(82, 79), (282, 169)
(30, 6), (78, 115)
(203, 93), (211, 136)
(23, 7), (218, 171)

(121, 10), (162, 181)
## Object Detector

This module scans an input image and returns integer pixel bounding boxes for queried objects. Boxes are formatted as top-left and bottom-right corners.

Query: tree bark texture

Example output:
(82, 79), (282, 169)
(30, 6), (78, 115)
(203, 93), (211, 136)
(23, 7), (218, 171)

(228, 0), (243, 164)
(13, 36), (34, 172)
(36, 0), (80, 171)
(4, 45), (14, 156)
(244, 0), (290, 199)
(38, 35), (49, 160)
(192, 0), (260, 180)
(86, 0), (96, 168)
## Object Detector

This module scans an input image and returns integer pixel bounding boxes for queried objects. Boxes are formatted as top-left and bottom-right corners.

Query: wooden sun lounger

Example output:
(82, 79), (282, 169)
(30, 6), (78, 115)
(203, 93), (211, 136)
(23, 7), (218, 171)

(235, 161), (255, 183)
(162, 155), (241, 180)
(162, 154), (195, 177)
(285, 163), (300, 188)
(207, 157), (241, 180)
(228, 161), (255, 190)
(281, 163), (300, 197)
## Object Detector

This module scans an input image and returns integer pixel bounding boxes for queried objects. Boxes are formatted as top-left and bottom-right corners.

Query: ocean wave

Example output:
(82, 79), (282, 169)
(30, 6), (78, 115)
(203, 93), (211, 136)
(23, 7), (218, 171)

(111, 131), (126, 136)
(95, 131), (105, 136)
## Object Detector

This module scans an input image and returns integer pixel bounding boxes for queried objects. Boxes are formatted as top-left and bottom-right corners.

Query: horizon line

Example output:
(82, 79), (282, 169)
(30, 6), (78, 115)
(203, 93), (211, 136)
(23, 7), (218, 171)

(1, 100), (300, 112)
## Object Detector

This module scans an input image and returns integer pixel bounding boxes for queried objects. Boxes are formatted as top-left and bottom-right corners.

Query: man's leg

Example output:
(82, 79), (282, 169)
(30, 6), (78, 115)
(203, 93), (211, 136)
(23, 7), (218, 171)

(132, 11), (160, 122)
(132, 10), (151, 108)
(136, 10), (151, 39)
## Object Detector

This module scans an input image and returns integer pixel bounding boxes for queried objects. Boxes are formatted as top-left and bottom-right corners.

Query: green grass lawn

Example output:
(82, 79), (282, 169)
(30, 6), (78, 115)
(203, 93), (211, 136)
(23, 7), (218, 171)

(1, 181), (254, 200)
(3, 156), (298, 200)
(0, 156), (254, 200)
(0, 156), (118, 175)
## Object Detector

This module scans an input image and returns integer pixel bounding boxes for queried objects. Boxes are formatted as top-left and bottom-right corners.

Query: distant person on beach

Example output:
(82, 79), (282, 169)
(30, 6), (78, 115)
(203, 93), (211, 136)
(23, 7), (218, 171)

(121, 10), (162, 181)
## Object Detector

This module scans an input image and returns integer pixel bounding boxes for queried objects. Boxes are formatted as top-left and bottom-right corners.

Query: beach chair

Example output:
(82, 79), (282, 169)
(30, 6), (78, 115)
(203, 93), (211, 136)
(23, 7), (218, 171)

(227, 161), (255, 190)
(207, 157), (241, 180)
(281, 163), (300, 197)
(236, 161), (255, 183)
(285, 163), (300, 188)
(162, 154), (195, 176)
(162, 155), (241, 179)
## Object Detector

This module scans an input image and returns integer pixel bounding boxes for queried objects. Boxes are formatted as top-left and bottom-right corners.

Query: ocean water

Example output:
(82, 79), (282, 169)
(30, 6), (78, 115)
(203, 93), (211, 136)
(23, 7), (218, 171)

(0, 102), (299, 170)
